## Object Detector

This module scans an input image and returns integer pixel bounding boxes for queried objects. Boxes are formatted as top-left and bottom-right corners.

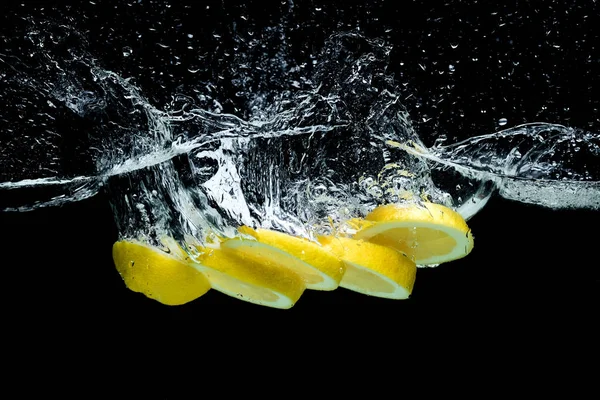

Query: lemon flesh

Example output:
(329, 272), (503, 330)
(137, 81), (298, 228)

(195, 247), (306, 309)
(319, 236), (416, 299)
(221, 227), (345, 290)
(112, 240), (211, 306)
(353, 202), (474, 265)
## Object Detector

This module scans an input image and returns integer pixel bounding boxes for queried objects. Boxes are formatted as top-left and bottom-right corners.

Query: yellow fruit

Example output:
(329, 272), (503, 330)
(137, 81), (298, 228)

(194, 247), (306, 309)
(221, 226), (345, 290)
(319, 236), (417, 299)
(112, 240), (211, 306)
(353, 202), (474, 265)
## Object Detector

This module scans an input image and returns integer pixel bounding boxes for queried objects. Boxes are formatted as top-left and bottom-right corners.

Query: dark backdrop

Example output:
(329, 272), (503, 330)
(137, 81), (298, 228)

(1, 1), (598, 343)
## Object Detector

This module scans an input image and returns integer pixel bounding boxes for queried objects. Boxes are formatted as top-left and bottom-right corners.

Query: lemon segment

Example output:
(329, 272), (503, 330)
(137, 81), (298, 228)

(221, 226), (345, 290)
(112, 240), (211, 306)
(354, 202), (474, 265)
(194, 247), (306, 309)
(319, 236), (416, 299)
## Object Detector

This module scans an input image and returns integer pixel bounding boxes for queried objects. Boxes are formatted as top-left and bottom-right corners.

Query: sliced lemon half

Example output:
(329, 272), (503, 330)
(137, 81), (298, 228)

(112, 240), (211, 306)
(221, 227), (345, 291)
(194, 247), (305, 309)
(319, 236), (417, 299)
(353, 202), (474, 265)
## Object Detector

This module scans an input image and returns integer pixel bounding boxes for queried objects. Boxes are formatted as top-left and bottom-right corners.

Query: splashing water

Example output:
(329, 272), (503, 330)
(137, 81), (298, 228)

(1, 14), (599, 251)
(399, 122), (600, 210)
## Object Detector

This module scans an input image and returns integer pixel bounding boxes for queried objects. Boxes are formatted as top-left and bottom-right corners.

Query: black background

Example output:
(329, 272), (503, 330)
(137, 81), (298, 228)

(2, 0), (599, 347)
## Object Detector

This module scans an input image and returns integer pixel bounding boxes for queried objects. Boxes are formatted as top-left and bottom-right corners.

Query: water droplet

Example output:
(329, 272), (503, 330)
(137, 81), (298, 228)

(450, 42), (459, 49)
(122, 46), (132, 57)
(187, 34), (194, 39)
(498, 118), (508, 126)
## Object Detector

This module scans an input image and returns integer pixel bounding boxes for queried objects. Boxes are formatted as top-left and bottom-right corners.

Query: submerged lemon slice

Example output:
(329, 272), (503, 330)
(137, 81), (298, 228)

(319, 236), (416, 299)
(194, 247), (306, 309)
(112, 240), (211, 306)
(353, 202), (474, 265)
(221, 227), (345, 290)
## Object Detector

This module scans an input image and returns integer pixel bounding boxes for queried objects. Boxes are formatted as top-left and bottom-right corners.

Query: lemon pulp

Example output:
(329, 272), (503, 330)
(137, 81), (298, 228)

(354, 202), (474, 265)
(194, 247), (306, 309)
(319, 236), (416, 299)
(220, 226), (345, 290)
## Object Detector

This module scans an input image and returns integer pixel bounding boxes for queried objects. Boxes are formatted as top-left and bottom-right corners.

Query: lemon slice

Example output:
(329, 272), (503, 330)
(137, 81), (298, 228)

(353, 202), (474, 265)
(319, 236), (416, 299)
(221, 227), (345, 290)
(194, 247), (305, 309)
(112, 240), (211, 306)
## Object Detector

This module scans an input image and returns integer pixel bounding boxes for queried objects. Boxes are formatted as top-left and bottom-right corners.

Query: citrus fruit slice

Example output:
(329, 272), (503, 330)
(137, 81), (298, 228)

(319, 236), (417, 299)
(112, 240), (211, 306)
(194, 247), (305, 309)
(353, 202), (474, 265)
(221, 226), (345, 290)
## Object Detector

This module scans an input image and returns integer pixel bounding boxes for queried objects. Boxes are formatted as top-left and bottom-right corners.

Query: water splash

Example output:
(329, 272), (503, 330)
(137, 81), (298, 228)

(399, 123), (600, 210)
(1, 15), (598, 248)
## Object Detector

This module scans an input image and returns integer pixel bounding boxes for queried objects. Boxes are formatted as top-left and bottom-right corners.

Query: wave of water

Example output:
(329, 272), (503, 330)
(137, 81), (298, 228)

(398, 122), (600, 210)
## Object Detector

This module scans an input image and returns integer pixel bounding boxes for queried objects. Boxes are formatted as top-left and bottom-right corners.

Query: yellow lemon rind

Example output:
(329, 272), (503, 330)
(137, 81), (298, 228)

(365, 202), (470, 229)
(354, 202), (474, 265)
(112, 240), (211, 306)
(194, 247), (306, 309)
(228, 227), (345, 290)
(319, 236), (416, 299)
